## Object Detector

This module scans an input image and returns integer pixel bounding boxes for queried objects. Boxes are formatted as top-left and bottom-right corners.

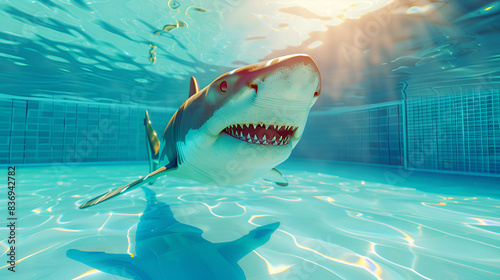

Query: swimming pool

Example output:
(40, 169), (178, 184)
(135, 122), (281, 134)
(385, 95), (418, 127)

(1, 0), (500, 279)
(2, 159), (499, 279)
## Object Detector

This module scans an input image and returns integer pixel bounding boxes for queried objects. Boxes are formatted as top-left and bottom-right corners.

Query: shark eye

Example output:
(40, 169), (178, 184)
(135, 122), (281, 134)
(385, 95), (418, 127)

(250, 84), (258, 94)
(219, 80), (227, 93)
(314, 91), (320, 97)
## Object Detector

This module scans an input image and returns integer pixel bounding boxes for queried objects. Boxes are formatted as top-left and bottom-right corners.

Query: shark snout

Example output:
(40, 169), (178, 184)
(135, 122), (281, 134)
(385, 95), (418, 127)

(260, 54), (320, 76)
(246, 54), (321, 103)
(227, 54), (321, 102)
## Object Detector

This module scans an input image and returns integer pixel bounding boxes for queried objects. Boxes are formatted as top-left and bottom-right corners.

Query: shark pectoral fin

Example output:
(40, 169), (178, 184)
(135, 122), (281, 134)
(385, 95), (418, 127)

(144, 111), (161, 184)
(189, 76), (199, 97)
(67, 249), (150, 280)
(263, 168), (288, 187)
(79, 160), (178, 209)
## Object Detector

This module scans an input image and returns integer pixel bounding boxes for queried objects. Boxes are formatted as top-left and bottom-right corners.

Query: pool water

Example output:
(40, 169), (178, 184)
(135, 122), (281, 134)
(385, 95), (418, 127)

(1, 0), (500, 279)
(2, 160), (499, 279)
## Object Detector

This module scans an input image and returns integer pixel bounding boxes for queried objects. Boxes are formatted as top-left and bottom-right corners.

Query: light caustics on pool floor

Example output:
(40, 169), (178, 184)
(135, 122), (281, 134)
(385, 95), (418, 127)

(0, 161), (499, 280)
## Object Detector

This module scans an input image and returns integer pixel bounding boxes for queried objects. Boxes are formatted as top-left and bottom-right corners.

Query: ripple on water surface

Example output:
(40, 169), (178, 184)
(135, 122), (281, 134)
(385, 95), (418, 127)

(1, 161), (499, 279)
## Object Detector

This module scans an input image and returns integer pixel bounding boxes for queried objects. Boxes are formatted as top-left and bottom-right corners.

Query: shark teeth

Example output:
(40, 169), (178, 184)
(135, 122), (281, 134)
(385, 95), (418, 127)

(222, 122), (297, 146)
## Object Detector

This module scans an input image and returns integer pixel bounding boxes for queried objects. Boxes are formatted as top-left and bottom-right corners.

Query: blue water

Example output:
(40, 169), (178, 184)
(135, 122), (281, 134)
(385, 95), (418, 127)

(1, 160), (499, 279)
(1, 0), (500, 279)
(2, 1), (498, 108)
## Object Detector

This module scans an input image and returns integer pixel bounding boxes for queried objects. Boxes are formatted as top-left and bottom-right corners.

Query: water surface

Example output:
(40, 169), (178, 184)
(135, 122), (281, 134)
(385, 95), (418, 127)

(1, 160), (499, 279)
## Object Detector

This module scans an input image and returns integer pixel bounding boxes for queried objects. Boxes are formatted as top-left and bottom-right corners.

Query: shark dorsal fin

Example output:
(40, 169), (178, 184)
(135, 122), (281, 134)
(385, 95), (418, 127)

(189, 76), (199, 97)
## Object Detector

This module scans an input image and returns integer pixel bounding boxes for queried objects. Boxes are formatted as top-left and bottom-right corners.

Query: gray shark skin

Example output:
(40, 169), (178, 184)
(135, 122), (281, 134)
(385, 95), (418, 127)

(80, 54), (321, 208)
(68, 187), (280, 280)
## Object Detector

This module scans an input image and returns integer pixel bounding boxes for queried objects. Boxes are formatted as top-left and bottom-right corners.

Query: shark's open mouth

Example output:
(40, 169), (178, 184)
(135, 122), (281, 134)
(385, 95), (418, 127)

(222, 122), (298, 146)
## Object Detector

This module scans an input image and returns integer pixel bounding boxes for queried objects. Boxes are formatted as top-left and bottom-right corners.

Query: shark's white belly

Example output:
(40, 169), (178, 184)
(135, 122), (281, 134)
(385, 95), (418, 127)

(174, 133), (292, 186)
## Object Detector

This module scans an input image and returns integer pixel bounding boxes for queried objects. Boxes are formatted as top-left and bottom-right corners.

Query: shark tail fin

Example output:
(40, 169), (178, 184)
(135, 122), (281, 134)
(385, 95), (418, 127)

(144, 110), (160, 184)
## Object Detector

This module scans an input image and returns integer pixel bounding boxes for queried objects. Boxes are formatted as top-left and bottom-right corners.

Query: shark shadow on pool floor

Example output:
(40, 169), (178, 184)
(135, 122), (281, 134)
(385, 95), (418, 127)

(67, 187), (280, 280)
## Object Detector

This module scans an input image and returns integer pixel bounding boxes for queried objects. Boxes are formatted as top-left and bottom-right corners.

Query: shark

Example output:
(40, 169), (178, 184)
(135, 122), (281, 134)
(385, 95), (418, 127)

(68, 187), (280, 279)
(80, 54), (321, 209)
